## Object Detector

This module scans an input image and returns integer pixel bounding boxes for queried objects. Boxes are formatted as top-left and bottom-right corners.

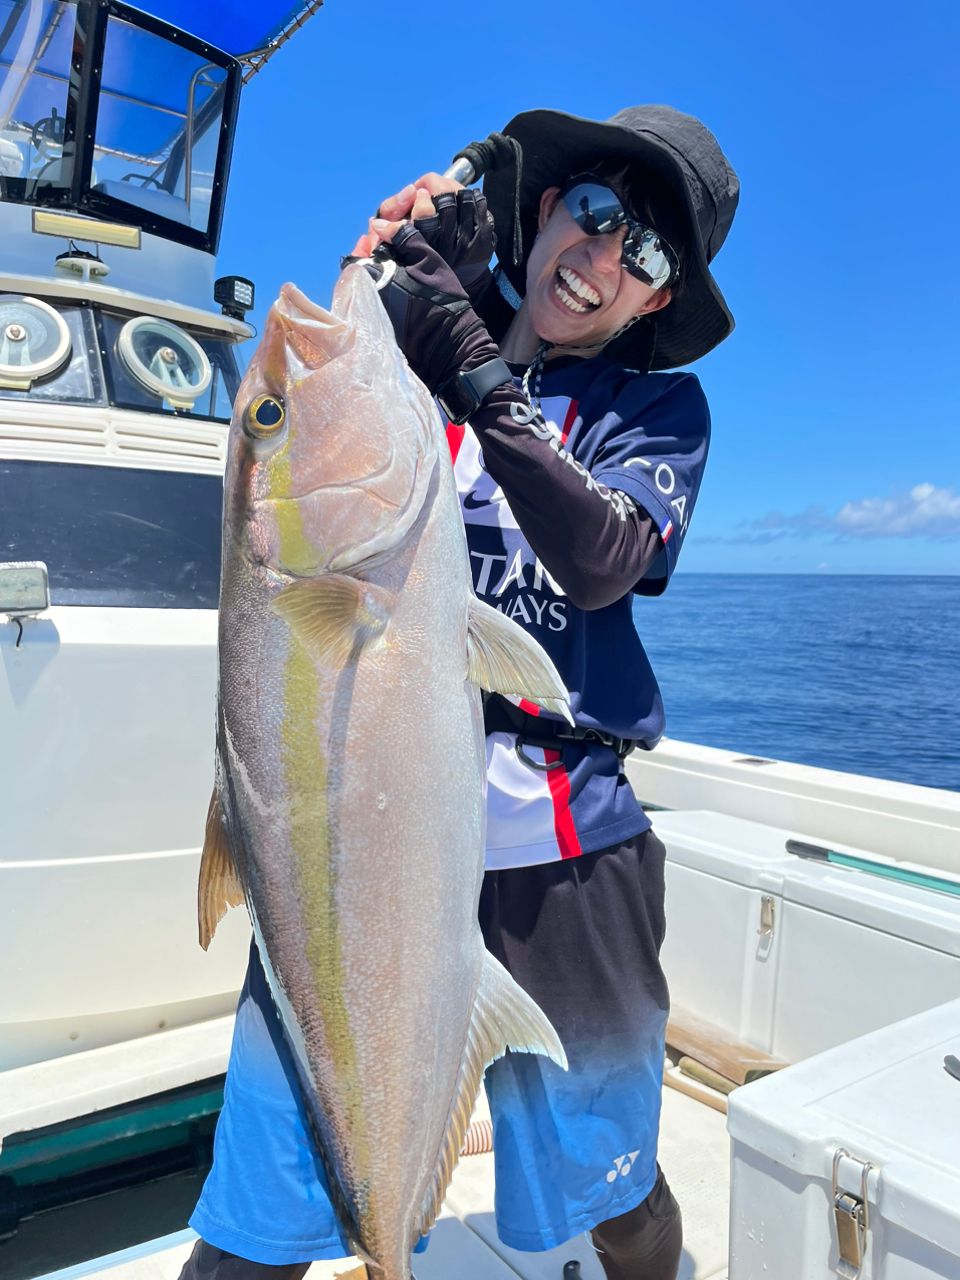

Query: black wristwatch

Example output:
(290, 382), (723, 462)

(435, 357), (513, 425)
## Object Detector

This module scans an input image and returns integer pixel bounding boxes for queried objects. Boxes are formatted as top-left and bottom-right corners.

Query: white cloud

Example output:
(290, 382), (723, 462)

(834, 484), (960, 538)
(724, 484), (960, 543)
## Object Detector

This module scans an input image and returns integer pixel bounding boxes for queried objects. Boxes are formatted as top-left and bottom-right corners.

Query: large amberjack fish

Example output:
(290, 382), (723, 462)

(198, 265), (570, 1279)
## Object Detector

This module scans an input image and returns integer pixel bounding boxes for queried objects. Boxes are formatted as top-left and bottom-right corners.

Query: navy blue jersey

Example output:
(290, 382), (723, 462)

(449, 355), (710, 866)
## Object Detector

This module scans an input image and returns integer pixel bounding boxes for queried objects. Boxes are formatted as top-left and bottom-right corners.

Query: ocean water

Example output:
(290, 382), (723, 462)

(632, 575), (960, 793)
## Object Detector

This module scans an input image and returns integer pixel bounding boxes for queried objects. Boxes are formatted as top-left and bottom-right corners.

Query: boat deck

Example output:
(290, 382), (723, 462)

(34, 1087), (729, 1280)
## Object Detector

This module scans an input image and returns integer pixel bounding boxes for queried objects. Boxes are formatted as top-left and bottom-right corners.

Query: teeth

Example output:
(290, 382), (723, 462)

(558, 265), (601, 307)
(554, 280), (588, 313)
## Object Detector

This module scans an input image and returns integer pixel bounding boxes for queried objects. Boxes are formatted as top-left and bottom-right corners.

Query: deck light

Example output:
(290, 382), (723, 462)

(214, 276), (255, 320)
(0, 562), (50, 618)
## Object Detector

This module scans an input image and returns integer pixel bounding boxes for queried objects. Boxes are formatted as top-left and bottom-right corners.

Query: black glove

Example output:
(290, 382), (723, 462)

(406, 188), (496, 303)
(368, 225), (511, 422)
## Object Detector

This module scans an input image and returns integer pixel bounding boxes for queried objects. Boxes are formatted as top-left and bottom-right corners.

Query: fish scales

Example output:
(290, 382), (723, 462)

(200, 265), (569, 1279)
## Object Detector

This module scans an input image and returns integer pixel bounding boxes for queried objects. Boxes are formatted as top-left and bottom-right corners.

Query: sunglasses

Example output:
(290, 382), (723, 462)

(558, 175), (680, 290)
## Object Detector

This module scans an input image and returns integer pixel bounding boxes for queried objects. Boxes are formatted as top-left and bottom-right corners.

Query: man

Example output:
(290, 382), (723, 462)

(181, 105), (738, 1280)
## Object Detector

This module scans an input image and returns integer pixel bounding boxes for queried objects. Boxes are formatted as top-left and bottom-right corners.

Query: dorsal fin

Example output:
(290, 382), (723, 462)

(466, 595), (573, 723)
(197, 789), (245, 950)
(414, 950), (567, 1237)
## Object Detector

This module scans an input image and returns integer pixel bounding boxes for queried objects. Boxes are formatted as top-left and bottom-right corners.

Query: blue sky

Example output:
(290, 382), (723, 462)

(218, 0), (959, 574)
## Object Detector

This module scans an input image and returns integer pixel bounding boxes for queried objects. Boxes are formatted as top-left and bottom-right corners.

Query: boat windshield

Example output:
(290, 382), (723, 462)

(0, 0), (240, 251)
(0, 1), (73, 196)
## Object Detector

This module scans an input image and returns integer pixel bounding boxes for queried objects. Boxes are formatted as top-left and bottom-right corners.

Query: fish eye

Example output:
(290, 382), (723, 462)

(244, 394), (286, 438)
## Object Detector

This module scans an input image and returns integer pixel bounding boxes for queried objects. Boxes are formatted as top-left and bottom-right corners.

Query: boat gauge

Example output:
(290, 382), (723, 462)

(118, 316), (212, 411)
(0, 296), (72, 390)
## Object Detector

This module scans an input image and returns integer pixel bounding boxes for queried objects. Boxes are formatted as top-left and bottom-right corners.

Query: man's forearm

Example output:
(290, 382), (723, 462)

(469, 385), (662, 609)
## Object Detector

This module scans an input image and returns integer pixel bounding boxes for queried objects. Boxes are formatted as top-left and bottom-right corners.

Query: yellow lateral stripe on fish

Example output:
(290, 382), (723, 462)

(280, 631), (375, 1219)
(271, 449), (319, 575)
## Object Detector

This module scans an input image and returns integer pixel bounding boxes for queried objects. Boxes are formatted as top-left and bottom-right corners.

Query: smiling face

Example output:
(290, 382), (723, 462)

(521, 179), (674, 349)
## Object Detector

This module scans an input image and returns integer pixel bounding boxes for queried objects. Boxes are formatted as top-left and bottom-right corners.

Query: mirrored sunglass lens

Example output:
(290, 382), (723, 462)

(624, 228), (672, 288)
(563, 184), (626, 236)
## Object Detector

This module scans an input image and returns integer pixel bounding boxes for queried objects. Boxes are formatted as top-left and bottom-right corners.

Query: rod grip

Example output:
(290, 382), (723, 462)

(444, 155), (476, 184)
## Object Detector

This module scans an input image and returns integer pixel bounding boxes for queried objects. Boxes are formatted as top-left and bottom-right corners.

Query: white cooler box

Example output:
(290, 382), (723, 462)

(655, 811), (960, 1062)
(727, 997), (960, 1279)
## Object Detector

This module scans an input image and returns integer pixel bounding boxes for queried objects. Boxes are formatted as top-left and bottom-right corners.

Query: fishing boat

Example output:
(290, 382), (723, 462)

(2, 4), (959, 1279)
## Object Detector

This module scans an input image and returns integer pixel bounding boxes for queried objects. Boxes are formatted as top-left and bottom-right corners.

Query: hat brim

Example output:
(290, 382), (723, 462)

(484, 109), (734, 369)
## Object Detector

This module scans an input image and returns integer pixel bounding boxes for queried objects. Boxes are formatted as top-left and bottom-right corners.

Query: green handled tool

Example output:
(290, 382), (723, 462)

(786, 840), (960, 900)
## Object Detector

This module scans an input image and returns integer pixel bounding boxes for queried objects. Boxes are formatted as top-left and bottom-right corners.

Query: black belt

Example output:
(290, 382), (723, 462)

(483, 694), (637, 762)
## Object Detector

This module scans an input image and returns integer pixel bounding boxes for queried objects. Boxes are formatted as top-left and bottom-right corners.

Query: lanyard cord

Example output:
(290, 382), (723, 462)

(520, 313), (645, 418)
(520, 341), (550, 416)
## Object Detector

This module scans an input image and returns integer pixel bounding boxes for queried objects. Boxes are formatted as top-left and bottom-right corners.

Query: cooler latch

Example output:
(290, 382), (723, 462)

(832, 1148), (873, 1277)
(758, 894), (776, 937)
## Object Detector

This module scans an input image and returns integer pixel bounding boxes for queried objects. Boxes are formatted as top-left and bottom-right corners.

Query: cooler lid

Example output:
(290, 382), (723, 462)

(654, 811), (790, 892)
(657, 811), (960, 958)
(728, 998), (960, 1257)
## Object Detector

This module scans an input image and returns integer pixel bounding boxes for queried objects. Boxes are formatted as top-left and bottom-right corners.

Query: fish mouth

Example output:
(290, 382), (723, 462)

(273, 283), (352, 366)
(277, 282), (342, 330)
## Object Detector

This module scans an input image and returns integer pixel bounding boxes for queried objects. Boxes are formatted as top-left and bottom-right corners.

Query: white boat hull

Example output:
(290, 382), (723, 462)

(0, 605), (249, 1073)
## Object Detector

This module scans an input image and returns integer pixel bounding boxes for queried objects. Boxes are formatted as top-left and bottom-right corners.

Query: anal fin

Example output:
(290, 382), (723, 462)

(466, 595), (573, 723)
(414, 950), (567, 1236)
(198, 789), (245, 950)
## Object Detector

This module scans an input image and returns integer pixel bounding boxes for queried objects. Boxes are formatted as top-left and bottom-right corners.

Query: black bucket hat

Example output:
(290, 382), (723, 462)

(483, 106), (740, 370)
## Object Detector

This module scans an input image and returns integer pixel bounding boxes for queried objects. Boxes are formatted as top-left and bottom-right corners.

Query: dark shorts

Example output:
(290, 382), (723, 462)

(479, 829), (671, 1250)
(191, 830), (670, 1260)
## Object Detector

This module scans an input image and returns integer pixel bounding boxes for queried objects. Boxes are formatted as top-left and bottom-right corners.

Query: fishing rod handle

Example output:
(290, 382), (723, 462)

(444, 155), (477, 184)
(444, 131), (521, 186)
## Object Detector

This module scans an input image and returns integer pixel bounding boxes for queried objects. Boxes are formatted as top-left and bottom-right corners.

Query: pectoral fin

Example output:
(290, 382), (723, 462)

(271, 574), (392, 667)
(466, 595), (573, 723)
(198, 789), (245, 950)
(414, 949), (567, 1237)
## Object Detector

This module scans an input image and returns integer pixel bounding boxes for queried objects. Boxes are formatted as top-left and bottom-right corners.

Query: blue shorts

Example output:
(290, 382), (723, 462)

(191, 831), (669, 1262)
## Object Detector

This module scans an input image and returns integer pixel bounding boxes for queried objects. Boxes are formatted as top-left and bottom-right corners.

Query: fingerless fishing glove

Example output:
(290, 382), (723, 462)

(372, 223), (510, 421)
(408, 188), (496, 304)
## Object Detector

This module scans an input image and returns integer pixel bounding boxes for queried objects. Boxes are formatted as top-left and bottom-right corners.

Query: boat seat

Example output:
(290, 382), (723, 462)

(92, 178), (191, 225)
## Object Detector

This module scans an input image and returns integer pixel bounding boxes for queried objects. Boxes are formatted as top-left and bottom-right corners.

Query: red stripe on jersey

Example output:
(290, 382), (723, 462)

(446, 422), (466, 464)
(559, 399), (579, 445)
(543, 749), (582, 859)
(518, 699), (541, 716)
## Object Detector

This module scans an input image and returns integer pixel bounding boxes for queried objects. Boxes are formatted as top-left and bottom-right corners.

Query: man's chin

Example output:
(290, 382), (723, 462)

(537, 317), (607, 350)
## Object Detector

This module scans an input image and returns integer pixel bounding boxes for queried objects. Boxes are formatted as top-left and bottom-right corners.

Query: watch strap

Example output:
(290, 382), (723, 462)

(437, 356), (513, 424)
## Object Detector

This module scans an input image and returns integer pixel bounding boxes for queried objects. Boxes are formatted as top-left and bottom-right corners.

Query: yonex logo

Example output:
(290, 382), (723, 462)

(606, 1150), (641, 1183)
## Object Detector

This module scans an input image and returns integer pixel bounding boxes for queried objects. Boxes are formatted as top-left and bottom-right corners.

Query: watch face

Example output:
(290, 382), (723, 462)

(118, 316), (212, 409)
(438, 372), (475, 425)
(0, 296), (72, 387)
